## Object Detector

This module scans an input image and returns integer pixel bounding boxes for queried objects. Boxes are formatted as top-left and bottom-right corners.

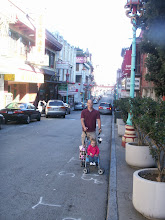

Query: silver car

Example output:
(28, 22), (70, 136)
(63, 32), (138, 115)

(74, 102), (84, 110)
(45, 100), (66, 118)
(98, 102), (112, 115)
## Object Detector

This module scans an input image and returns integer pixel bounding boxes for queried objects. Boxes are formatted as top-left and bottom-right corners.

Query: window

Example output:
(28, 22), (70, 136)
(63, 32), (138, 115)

(76, 75), (82, 83)
(45, 49), (55, 68)
(76, 64), (79, 71)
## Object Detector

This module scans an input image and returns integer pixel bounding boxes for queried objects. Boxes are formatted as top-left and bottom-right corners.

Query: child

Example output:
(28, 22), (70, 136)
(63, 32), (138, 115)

(87, 138), (99, 165)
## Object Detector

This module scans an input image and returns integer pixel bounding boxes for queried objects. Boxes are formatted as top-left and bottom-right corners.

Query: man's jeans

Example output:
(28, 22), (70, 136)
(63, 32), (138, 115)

(88, 156), (98, 163)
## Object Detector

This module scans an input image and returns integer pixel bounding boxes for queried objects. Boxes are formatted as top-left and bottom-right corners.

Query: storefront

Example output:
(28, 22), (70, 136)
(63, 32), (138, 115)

(0, 58), (44, 108)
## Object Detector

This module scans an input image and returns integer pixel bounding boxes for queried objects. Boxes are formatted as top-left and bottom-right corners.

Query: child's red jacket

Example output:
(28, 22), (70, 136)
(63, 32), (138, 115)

(87, 145), (99, 157)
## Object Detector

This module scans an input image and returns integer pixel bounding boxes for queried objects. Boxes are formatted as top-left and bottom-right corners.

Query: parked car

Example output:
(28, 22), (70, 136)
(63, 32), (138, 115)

(37, 100), (46, 114)
(45, 100), (66, 118)
(74, 102), (84, 110)
(98, 102), (112, 115)
(0, 114), (5, 129)
(0, 102), (41, 124)
(64, 103), (71, 114)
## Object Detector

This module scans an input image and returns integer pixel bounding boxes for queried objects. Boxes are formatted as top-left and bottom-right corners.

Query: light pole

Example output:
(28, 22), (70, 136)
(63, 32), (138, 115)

(66, 72), (69, 104)
(122, 0), (144, 147)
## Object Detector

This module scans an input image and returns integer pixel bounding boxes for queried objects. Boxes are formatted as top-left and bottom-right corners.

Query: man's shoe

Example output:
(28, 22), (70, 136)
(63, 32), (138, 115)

(93, 162), (96, 166)
(90, 162), (93, 165)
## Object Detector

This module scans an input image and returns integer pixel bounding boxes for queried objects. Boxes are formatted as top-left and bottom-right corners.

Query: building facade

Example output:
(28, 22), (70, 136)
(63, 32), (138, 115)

(0, 1), (63, 109)
(74, 48), (94, 103)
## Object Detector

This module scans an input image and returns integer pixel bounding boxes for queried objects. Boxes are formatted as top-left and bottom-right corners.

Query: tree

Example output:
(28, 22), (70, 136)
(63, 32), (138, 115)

(139, 0), (165, 98)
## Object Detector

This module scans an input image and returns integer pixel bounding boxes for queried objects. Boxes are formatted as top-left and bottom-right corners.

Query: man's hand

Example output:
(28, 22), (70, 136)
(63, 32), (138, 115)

(95, 154), (98, 157)
(98, 128), (102, 133)
(84, 127), (88, 132)
(90, 153), (93, 156)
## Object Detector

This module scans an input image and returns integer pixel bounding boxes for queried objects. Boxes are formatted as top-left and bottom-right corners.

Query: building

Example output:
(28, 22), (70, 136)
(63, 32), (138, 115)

(116, 31), (156, 100)
(54, 32), (77, 106)
(0, 0), (63, 109)
(74, 48), (94, 103)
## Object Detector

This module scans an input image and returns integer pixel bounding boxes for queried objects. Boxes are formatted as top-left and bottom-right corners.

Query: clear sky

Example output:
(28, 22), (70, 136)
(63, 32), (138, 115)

(13, 0), (139, 86)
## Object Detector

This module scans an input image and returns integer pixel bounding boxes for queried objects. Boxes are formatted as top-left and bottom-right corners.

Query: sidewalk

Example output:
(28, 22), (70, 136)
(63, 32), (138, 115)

(107, 116), (147, 220)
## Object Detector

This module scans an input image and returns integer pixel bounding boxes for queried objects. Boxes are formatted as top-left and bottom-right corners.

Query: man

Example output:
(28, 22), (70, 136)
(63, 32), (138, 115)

(81, 99), (101, 146)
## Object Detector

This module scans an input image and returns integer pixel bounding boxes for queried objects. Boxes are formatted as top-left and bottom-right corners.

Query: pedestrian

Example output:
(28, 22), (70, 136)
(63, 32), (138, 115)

(81, 99), (101, 146)
(87, 138), (99, 165)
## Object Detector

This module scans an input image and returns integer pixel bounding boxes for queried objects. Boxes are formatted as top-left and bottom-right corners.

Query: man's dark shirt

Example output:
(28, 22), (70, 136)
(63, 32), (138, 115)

(81, 108), (100, 132)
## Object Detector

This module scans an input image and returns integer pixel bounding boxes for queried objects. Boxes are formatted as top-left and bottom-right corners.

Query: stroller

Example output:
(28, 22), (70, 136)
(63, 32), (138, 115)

(79, 132), (104, 175)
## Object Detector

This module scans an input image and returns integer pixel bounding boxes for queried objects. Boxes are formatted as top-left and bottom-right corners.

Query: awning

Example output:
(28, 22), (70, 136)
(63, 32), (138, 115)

(0, 57), (44, 83)
(46, 30), (63, 51)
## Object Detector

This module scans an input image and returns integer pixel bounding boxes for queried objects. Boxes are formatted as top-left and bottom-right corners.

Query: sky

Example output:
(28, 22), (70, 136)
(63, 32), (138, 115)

(12, 0), (139, 86)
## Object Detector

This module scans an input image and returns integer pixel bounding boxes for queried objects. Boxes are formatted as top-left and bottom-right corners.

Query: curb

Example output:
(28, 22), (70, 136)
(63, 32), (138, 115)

(106, 113), (118, 220)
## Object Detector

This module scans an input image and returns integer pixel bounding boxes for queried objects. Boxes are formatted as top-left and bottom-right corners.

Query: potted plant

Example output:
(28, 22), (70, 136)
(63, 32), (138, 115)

(125, 97), (155, 168)
(132, 99), (165, 219)
(114, 98), (129, 136)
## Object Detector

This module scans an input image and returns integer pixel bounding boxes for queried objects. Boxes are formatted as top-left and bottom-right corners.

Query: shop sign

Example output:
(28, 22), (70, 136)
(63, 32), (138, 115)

(58, 84), (78, 96)
(56, 61), (69, 69)
(4, 74), (15, 81)
(121, 78), (126, 90)
(76, 57), (87, 63)
(58, 84), (67, 91)
(121, 90), (136, 98)
(36, 14), (45, 57)
(126, 78), (140, 90)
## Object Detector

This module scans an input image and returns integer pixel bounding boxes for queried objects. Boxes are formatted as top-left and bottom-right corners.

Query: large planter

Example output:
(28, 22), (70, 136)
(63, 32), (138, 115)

(116, 118), (125, 126)
(133, 168), (165, 219)
(125, 142), (155, 168)
(118, 124), (125, 136)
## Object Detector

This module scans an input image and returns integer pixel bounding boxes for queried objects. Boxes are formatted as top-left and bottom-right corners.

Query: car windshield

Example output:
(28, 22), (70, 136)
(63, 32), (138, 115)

(49, 101), (63, 106)
(6, 103), (26, 109)
(100, 103), (111, 107)
(75, 102), (82, 105)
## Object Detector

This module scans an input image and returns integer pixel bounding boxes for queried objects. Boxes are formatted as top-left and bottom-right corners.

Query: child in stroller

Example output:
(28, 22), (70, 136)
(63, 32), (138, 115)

(80, 133), (104, 175)
(87, 138), (99, 166)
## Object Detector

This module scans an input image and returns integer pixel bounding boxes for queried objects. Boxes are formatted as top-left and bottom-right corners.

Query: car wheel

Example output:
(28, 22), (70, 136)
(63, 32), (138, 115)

(46, 114), (48, 118)
(62, 115), (65, 118)
(37, 115), (41, 121)
(0, 122), (2, 130)
(25, 116), (30, 124)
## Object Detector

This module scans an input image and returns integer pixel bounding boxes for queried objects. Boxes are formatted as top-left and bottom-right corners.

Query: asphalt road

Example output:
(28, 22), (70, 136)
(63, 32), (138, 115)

(0, 96), (113, 220)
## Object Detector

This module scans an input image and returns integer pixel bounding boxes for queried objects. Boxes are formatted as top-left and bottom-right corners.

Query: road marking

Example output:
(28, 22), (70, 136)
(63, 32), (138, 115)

(32, 197), (61, 209)
(67, 157), (79, 163)
(63, 218), (81, 220)
(59, 171), (75, 178)
(81, 174), (103, 184)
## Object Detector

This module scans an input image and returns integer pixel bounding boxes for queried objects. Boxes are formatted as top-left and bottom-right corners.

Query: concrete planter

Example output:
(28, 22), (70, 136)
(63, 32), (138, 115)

(133, 168), (165, 219)
(125, 142), (155, 168)
(116, 118), (125, 126)
(118, 124), (125, 136)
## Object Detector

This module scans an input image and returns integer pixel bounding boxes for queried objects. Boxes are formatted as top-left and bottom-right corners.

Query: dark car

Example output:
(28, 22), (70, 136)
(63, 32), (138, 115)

(0, 114), (5, 129)
(98, 102), (112, 115)
(0, 102), (41, 124)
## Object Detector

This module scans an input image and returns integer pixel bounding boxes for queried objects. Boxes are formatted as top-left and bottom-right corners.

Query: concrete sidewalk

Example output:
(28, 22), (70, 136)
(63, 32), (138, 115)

(107, 116), (147, 220)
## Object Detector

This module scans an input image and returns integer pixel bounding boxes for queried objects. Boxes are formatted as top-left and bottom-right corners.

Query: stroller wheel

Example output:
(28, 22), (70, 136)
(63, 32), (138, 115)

(83, 168), (89, 174)
(98, 168), (104, 175)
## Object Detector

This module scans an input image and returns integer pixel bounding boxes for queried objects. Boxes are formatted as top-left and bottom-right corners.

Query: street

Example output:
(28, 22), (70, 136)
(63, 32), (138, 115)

(0, 97), (113, 220)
